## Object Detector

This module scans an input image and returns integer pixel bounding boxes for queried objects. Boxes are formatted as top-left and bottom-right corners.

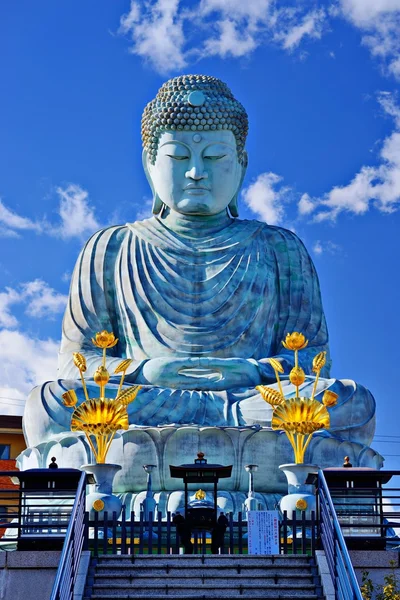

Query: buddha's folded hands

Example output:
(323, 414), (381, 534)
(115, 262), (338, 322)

(134, 356), (264, 390)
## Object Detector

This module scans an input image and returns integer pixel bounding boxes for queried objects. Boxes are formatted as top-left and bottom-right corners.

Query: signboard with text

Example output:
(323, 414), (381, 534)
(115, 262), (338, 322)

(247, 510), (279, 555)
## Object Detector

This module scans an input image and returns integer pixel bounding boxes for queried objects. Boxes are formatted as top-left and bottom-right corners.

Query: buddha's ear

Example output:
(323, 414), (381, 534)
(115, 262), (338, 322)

(228, 150), (248, 218)
(142, 149), (163, 215)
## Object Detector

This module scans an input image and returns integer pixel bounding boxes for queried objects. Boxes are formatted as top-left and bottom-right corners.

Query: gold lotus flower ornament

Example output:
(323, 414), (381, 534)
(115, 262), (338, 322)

(253, 331), (337, 464)
(282, 332), (308, 351)
(322, 390), (339, 407)
(62, 389), (78, 407)
(61, 330), (142, 463)
(92, 331), (118, 349)
(272, 397), (330, 463)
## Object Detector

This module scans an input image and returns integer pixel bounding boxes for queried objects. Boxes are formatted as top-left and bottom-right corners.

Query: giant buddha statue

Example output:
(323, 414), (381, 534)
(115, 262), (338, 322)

(20, 75), (381, 515)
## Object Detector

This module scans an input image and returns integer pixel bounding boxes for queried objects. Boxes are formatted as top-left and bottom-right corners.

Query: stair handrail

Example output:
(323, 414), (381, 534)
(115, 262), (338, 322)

(50, 471), (87, 600)
(318, 469), (363, 600)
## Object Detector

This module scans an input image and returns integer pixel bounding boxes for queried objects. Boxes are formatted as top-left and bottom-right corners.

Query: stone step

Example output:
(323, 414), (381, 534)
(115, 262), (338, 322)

(88, 596), (320, 600)
(92, 583), (317, 596)
(95, 575), (315, 586)
(94, 566), (313, 576)
(96, 555), (311, 567)
(89, 590), (318, 599)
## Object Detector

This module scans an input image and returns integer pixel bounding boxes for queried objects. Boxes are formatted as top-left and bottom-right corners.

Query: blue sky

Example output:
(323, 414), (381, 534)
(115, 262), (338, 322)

(1, 0), (400, 466)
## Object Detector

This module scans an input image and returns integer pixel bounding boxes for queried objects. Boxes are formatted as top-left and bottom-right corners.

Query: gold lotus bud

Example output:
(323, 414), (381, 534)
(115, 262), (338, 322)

(268, 358), (284, 374)
(296, 498), (308, 511)
(312, 351), (327, 373)
(73, 352), (87, 372)
(322, 390), (339, 407)
(282, 332), (309, 351)
(256, 385), (284, 406)
(62, 389), (78, 407)
(93, 365), (110, 386)
(289, 366), (306, 387)
(91, 330), (118, 349)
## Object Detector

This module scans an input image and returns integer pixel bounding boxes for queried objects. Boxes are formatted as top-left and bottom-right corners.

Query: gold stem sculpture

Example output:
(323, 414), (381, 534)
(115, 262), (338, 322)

(62, 331), (141, 464)
(256, 332), (338, 464)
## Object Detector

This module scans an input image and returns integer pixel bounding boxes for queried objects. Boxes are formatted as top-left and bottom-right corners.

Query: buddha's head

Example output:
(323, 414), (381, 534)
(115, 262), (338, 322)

(141, 75), (248, 217)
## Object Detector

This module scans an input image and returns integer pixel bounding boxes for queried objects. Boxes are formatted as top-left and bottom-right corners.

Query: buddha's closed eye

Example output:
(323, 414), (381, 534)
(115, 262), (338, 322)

(166, 154), (189, 160)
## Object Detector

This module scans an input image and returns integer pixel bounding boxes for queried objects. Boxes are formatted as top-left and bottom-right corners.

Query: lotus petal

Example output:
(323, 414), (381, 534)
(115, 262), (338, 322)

(268, 358), (284, 374)
(312, 351), (327, 373)
(116, 385), (142, 406)
(73, 352), (87, 372)
(255, 385), (284, 406)
(114, 359), (133, 374)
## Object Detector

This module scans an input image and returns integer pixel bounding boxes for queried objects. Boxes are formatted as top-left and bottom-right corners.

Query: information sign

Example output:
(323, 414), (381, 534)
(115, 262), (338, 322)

(247, 510), (279, 554)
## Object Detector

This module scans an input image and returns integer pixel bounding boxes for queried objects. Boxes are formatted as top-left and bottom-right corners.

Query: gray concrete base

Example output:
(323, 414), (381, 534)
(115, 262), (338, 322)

(315, 550), (335, 600)
(0, 551), (61, 600)
(0, 550), (91, 600)
(349, 551), (400, 592)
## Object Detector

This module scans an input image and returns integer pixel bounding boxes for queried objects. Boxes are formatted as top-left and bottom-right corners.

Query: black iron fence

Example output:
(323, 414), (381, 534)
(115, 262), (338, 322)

(87, 507), (318, 556)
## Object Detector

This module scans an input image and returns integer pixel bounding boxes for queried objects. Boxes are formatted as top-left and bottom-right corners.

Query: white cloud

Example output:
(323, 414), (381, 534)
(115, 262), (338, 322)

(339, 0), (400, 79)
(21, 280), (68, 319)
(313, 240), (323, 255)
(0, 330), (58, 416)
(0, 280), (67, 328)
(312, 240), (341, 256)
(0, 200), (43, 236)
(241, 172), (290, 225)
(309, 93), (400, 221)
(119, 0), (186, 74)
(0, 184), (100, 241)
(298, 193), (315, 216)
(0, 280), (64, 416)
(135, 198), (153, 221)
(276, 9), (326, 51)
(0, 287), (22, 329)
(119, 1), (328, 73)
(54, 184), (100, 239)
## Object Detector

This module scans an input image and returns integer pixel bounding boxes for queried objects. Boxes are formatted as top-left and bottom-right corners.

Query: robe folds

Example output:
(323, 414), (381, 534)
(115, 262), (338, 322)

(23, 217), (375, 448)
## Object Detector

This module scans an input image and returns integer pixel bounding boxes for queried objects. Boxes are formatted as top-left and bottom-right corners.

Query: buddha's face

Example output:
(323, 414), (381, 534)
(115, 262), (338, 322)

(146, 130), (244, 216)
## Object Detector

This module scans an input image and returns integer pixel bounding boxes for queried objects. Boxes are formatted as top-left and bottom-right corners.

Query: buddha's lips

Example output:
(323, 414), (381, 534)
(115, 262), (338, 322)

(184, 184), (211, 191)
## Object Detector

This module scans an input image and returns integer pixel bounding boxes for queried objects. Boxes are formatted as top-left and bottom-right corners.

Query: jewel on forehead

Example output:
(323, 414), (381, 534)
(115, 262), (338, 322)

(187, 90), (205, 107)
(193, 134), (202, 143)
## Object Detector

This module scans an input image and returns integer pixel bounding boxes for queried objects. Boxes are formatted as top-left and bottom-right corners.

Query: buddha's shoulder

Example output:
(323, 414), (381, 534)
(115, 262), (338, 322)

(235, 219), (308, 249)
(82, 224), (130, 251)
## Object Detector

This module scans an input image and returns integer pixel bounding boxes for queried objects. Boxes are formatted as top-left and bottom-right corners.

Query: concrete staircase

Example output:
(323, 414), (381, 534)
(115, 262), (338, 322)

(84, 554), (324, 599)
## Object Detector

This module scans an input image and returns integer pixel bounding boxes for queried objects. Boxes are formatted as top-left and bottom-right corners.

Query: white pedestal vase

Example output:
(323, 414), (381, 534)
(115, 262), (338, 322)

(82, 463), (122, 521)
(279, 463), (318, 520)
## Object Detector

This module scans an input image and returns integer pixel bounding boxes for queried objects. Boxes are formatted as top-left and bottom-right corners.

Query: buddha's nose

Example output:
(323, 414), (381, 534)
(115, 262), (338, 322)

(185, 165), (208, 180)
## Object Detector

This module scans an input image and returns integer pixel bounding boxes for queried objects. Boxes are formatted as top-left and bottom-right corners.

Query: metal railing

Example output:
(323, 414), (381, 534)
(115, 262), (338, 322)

(50, 471), (87, 600)
(87, 507), (318, 556)
(318, 470), (363, 600)
(0, 470), (82, 548)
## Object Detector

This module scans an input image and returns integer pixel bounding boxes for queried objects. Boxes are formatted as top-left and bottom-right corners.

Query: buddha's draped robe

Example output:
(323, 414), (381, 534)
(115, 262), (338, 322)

(24, 217), (375, 448)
